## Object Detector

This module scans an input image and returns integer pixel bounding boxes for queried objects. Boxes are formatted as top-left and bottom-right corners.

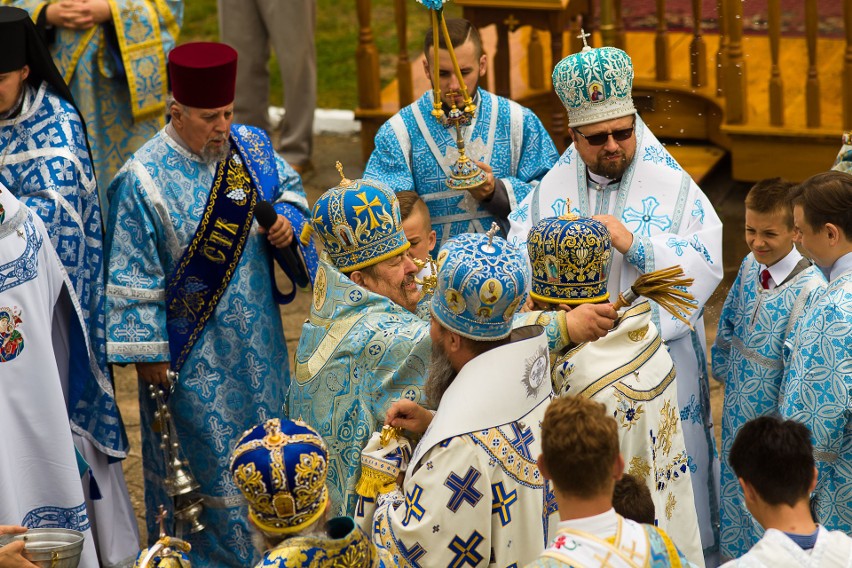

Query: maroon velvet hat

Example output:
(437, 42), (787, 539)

(168, 42), (237, 108)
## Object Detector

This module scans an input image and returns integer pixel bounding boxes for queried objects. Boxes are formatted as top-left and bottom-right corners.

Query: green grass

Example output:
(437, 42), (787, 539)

(180, 0), (459, 110)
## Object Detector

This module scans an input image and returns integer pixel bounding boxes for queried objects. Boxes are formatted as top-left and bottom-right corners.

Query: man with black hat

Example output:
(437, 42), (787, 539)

(0, 7), (139, 567)
(104, 41), (318, 567)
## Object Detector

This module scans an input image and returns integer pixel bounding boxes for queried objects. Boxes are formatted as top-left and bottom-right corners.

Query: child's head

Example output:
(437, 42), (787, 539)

(397, 191), (436, 263)
(729, 416), (816, 513)
(744, 178), (797, 267)
(612, 474), (655, 524)
(539, 396), (622, 499)
(791, 171), (852, 269)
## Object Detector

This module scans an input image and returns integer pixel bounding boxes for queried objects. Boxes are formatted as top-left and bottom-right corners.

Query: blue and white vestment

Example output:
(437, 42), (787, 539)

(712, 251), (824, 559)
(105, 124), (314, 567)
(364, 89), (558, 245)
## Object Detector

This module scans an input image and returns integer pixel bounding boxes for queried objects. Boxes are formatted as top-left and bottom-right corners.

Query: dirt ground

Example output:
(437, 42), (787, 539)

(115, 133), (746, 543)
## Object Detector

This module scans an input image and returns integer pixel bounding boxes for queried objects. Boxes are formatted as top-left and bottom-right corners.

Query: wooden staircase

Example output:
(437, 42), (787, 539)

(354, 0), (850, 184)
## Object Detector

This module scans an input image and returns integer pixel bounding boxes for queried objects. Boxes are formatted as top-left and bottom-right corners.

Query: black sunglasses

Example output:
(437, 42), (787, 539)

(573, 123), (635, 146)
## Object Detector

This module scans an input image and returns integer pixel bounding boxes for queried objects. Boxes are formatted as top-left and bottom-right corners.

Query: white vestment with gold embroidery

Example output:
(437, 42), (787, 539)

(357, 326), (560, 567)
(552, 302), (703, 566)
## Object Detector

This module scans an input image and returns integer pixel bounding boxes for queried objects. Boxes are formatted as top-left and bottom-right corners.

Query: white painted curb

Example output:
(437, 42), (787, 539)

(269, 106), (360, 135)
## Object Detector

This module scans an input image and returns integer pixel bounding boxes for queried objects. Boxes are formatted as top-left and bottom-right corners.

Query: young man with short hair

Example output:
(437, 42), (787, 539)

(722, 416), (852, 566)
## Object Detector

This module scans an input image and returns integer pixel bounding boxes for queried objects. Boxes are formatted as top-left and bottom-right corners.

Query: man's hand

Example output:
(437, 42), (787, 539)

(561, 303), (618, 343)
(592, 215), (634, 254)
(135, 362), (171, 387)
(258, 214), (294, 248)
(0, 527), (37, 568)
(386, 399), (433, 435)
(466, 161), (495, 201)
(46, 0), (111, 29)
(71, 0), (112, 25)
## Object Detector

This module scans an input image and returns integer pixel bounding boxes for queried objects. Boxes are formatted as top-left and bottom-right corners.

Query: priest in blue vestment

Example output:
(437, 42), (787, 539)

(0, 9), (138, 565)
(780, 171), (852, 536)
(363, 18), (558, 246)
(105, 42), (317, 568)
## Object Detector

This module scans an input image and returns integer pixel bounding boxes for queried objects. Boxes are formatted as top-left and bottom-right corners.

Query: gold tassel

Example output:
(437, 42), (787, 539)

(355, 466), (398, 499)
(612, 266), (697, 330)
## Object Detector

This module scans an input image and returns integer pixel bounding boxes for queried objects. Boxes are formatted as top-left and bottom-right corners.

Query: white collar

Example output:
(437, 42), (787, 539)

(761, 246), (803, 288)
(829, 251), (852, 282)
(587, 170), (617, 188)
(558, 508), (619, 538)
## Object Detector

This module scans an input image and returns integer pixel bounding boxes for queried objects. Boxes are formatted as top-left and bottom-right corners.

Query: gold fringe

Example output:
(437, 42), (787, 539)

(613, 265), (696, 330)
(355, 466), (397, 499)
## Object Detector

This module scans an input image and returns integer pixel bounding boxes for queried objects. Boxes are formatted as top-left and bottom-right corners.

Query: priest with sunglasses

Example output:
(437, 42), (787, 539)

(507, 35), (724, 567)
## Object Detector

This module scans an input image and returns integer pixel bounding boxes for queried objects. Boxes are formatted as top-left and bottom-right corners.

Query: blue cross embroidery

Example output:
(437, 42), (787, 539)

(399, 540), (427, 567)
(690, 235), (714, 263)
(691, 199), (705, 224)
(508, 422), (535, 461)
(491, 482), (518, 526)
(448, 531), (485, 567)
(666, 237), (689, 256)
(403, 484), (427, 526)
(510, 203), (529, 223)
(444, 467), (483, 512)
(622, 196), (672, 237)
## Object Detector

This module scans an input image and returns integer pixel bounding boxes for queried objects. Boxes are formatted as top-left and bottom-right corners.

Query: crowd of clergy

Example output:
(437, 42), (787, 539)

(0, 2), (850, 568)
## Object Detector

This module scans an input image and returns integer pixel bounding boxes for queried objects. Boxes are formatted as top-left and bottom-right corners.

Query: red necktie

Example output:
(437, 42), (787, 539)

(760, 269), (771, 290)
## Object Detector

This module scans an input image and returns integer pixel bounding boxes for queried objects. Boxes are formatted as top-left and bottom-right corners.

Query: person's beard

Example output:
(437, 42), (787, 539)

(425, 340), (457, 408)
(590, 149), (630, 179)
(200, 135), (230, 163)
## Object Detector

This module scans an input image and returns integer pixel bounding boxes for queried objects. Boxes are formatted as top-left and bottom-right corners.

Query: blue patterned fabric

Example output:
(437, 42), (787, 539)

(230, 418), (329, 535)
(311, 176), (409, 272)
(432, 232), (529, 340)
(552, 44), (636, 127)
(0, 81), (125, 457)
(712, 253), (824, 559)
(12, 0), (183, 212)
(364, 89), (558, 246)
(105, 124), (312, 568)
(780, 270), (852, 534)
(526, 215), (612, 305)
(292, 258), (432, 517)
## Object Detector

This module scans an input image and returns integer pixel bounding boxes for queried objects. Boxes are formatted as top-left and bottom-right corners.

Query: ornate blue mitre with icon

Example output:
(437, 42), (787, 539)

(432, 225), (530, 340)
(527, 213), (613, 305)
(552, 31), (636, 127)
(230, 418), (329, 535)
(311, 162), (409, 273)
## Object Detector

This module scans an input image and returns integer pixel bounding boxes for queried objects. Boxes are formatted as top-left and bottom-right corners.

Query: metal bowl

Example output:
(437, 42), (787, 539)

(0, 528), (84, 568)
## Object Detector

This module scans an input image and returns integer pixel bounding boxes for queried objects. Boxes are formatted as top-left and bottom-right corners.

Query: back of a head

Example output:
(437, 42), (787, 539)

(792, 170), (852, 238)
(729, 416), (815, 507)
(745, 177), (796, 228)
(397, 190), (431, 224)
(541, 396), (619, 497)
(613, 474), (655, 524)
(423, 18), (482, 59)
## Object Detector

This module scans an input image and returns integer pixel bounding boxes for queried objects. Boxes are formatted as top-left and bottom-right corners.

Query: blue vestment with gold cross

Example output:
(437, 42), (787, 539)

(364, 89), (558, 246)
(11, 0), (182, 212)
(105, 124), (316, 567)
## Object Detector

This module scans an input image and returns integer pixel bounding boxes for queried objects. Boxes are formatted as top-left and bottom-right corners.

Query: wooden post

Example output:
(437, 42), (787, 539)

(600, 0), (616, 46)
(805, 0), (820, 127)
(844, 0), (852, 129)
(690, 0), (707, 87)
(655, 0), (671, 81)
(529, 29), (545, 90)
(715, 0), (727, 97)
(494, 16), (513, 97)
(356, 0), (381, 111)
(614, 0), (626, 50)
(395, 0), (413, 108)
(723, 0), (747, 123)
(768, 0), (784, 125)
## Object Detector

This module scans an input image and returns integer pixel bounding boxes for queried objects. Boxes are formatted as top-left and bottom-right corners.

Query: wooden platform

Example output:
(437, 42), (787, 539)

(360, 26), (846, 183)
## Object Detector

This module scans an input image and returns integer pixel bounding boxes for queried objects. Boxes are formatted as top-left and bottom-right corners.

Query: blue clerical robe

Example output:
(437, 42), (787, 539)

(364, 89), (558, 245)
(0, 81), (124, 458)
(780, 265), (852, 535)
(105, 124), (314, 567)
(12, 0), (183, 212)
(712, 252), (824, 559)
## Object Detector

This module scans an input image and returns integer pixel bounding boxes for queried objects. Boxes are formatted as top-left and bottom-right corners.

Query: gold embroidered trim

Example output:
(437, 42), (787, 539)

(611, 365), (675, 402)
(580, 335), (663, 399)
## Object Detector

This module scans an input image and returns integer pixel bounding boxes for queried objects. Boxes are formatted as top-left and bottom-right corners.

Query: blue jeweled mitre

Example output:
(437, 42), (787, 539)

(431, 227), (529, 340)
(552, 37), (636, 128)
(230, 418), (329, 535)
(527, 214), (613, 305)
(311, 164), (409, 273)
